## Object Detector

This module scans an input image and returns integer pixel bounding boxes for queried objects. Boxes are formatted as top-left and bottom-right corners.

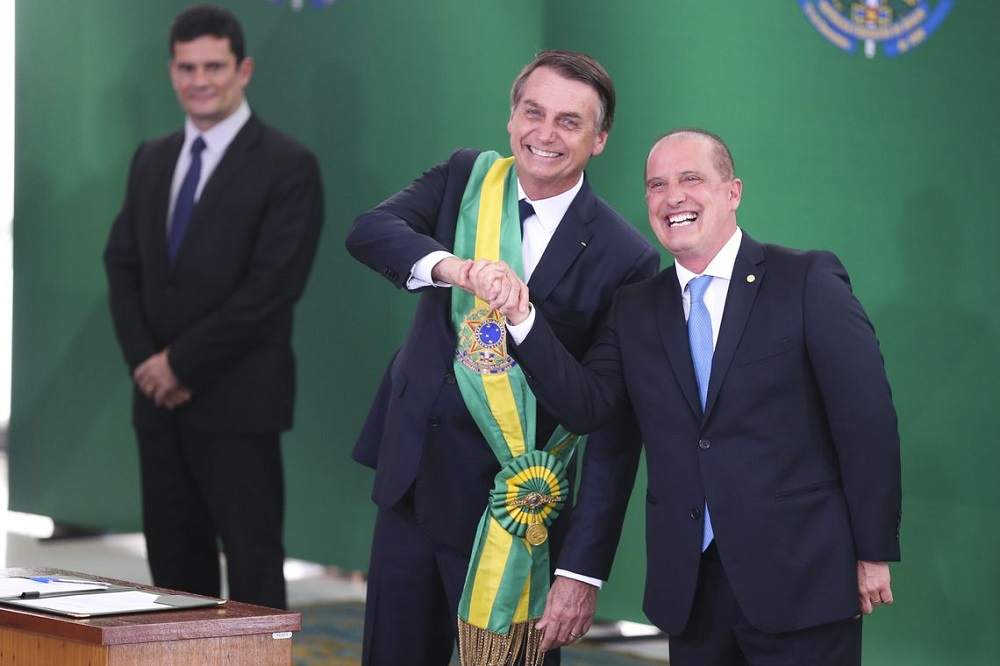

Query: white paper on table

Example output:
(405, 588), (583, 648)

(12, 590), (187, 616)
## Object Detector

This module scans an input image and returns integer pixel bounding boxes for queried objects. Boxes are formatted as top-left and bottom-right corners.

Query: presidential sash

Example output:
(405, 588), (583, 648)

(452, 151), (585, 666)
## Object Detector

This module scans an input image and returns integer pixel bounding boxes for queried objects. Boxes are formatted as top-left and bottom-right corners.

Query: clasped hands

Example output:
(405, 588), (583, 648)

(133, 349), (191, 410)
(434, 257), (531, 324)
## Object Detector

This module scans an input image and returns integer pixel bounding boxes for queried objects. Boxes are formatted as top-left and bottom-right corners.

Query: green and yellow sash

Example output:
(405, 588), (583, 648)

(452, 151), (585, 666)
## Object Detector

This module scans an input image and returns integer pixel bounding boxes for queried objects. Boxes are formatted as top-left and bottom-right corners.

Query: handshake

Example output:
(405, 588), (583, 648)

(437, 257), (532, 325)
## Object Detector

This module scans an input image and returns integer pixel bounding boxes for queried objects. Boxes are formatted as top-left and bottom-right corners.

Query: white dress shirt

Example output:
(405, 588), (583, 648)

(674, 227), (743, 341)
(167, 99), (252, 234)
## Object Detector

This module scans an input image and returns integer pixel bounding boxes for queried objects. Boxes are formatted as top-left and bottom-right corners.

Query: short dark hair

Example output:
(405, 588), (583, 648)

(510, 50), (616, 135)
(656, 128), (736, 181)
(169, 5), (246, 63)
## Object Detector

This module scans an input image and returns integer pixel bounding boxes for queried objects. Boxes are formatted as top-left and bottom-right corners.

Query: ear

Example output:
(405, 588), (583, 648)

(729, 177), (743, 211)
(591, 130), (609, 157)
(238, 57), (255, 87)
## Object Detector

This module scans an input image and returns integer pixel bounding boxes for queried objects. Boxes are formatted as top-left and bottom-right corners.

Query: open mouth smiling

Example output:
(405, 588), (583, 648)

(528, 145), (563, 158)
(668, 212), (698, 227)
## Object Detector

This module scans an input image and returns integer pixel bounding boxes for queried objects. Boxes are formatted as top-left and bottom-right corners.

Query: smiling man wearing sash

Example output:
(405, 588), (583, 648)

(346, 51), (659, 665)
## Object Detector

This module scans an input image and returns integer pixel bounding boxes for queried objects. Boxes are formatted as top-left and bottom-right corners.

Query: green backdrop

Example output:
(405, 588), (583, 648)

(10, 2), (999, 663)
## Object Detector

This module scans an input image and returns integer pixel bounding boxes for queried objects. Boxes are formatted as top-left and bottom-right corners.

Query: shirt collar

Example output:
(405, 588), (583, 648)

(183, 99), (251, 153)
(516, 174), (584, 233)
(675, 227), (743, 291)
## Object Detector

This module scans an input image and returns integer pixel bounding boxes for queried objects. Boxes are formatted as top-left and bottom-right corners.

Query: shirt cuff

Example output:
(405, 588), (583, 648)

(407, 250), (455, 290)
(505, 304), (536, 344)
(554, 569), (604, 589)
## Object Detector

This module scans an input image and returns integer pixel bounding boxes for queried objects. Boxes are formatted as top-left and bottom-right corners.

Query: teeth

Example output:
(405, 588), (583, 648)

(529, 146), (561, 158)
(668, 213), (697, 226)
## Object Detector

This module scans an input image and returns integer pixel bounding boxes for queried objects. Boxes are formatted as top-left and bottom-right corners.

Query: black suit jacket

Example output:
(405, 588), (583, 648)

(514, 233), (902, 634)
(105, 114), (324, 433)
(346, 148), (659, 578)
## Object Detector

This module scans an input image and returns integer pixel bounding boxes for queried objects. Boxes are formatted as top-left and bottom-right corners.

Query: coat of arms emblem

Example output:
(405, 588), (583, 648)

(800, 0), (953, 58)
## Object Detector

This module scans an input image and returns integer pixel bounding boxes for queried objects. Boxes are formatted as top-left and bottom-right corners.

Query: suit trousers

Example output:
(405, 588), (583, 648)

(136, 423), (287, 609)
(668, 546), (862, 665)
(363, 498), (561, 666)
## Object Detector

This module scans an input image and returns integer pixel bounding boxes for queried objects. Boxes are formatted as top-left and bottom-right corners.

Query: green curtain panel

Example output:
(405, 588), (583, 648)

(11, 2), (999, 663)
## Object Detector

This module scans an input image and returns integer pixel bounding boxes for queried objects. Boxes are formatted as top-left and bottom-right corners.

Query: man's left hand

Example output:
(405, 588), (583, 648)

(134, 350), (190, 409)
(536, 576), (598, 652)
(856, 560), (893, 616)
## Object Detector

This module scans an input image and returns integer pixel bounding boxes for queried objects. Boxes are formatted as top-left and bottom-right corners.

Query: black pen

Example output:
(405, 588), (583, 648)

(18, 586), (126, 600)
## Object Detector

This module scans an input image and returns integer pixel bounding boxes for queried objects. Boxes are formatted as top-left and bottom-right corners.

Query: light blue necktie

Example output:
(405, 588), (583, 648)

(687, 275), (715, 551)
(168, 136), (206, 264)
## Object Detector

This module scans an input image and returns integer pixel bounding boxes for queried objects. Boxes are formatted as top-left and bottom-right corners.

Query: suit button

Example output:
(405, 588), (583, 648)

(690, 508), (702, 519)
(429, 417), (441, 427)
(698, 439), (711, 450)
(445, 373), (456, 384)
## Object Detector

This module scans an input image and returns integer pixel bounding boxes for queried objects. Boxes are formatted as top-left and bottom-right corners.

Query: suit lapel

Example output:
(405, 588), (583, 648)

(704, 234), (765, 417)
(526, 179), (594, 304)
(192, 116), (261, 223)
(654, 267), (704, 418)
(155, 133), (184, 272)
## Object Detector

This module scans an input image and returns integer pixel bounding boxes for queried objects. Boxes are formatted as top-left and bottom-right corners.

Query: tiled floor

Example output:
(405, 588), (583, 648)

(0, 450), (668, 662)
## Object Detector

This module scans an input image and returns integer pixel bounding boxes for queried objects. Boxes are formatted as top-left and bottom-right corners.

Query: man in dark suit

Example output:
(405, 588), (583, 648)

(477, 128), (902, 665)
(103, 5), (324, 610)
(346, 51), (658, 665)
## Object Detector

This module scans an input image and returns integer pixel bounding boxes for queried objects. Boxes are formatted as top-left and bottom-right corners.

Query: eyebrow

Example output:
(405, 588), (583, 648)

(174, 59), (228, 68)
(521, 99), (585, 119)
(647, 169), (704, 180)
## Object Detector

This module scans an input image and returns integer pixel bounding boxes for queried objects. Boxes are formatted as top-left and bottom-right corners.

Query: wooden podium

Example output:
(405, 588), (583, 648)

(0, 568), (301, 666)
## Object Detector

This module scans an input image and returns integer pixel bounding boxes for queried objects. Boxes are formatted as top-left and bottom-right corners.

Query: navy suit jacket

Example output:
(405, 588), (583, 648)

(513, 233), (902, 634)
(346, 148), (659, 578)
(105, 115), (324, 433)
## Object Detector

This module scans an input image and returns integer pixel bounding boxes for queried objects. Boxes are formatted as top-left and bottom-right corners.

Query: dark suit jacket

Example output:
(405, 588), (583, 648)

(104, 114), (324, 433)
(513, 233), (902, 634)
(346, 148), (659, 578)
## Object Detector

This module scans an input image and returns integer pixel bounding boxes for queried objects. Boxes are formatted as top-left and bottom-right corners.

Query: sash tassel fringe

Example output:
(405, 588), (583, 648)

(458, 617), (544, 666)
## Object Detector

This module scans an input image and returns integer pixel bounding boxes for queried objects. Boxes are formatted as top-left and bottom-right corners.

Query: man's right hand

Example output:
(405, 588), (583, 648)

(430, 256), (476, 292)
(469, 260), (530, 323)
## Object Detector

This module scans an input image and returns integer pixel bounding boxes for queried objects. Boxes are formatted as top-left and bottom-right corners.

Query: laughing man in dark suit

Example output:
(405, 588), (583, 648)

(104, 4), (324, 610)
(476, 128), (901, 665)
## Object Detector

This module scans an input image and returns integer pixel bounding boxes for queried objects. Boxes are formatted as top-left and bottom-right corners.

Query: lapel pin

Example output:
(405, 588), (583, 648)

(746, 274), (756, 283)
(580, 241), (587, 248)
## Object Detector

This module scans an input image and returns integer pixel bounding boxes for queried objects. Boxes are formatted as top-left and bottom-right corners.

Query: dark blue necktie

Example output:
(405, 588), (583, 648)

(687, 274), (715, 551)
(168, 136), (206, 264)
(518, 198), (535, 233)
